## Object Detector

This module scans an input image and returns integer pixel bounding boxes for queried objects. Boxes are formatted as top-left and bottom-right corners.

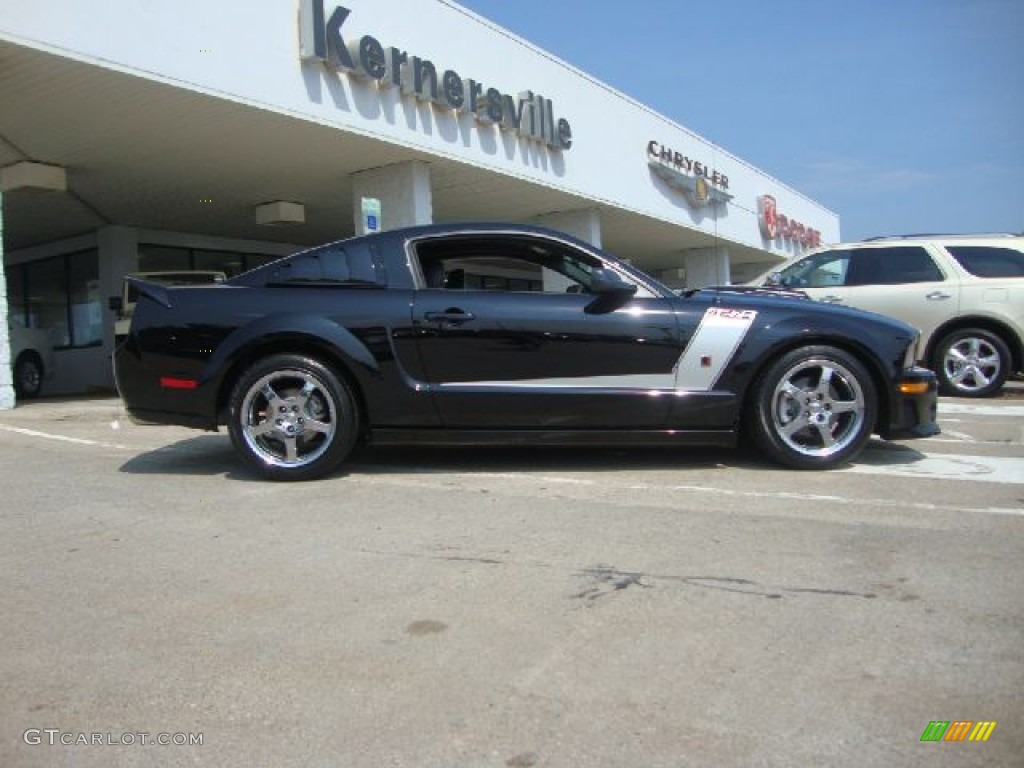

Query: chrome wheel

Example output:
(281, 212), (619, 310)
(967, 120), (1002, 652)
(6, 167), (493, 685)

(933, 328), (1010, 398)
(941, 336), (1001, 395)
(229, 354), (358, 480)
(239, 368), (338, 469)
(771, 359), (866, 458)
(759, 351), (873, 465)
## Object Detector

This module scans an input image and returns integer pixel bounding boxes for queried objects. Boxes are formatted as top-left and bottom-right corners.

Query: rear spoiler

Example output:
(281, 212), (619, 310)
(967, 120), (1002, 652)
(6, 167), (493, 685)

(124, 276), (173, 309)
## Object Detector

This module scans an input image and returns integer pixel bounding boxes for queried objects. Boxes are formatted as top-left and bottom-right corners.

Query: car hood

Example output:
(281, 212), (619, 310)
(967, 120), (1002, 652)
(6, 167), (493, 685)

(689, 286), (921, 336)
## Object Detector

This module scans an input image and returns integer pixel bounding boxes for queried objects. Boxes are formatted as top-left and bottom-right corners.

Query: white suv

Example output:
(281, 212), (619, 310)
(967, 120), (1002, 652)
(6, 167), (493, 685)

(762, 234), (1024, 397)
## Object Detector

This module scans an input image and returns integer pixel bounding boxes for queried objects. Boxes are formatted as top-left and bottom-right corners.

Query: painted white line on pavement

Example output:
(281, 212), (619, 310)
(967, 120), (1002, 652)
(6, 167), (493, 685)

(0, 424), (133, 451)
(924, 438), (1020, 446)
(930, 429), (978, 442)
(845, 452), (1024, 485)
(624, 482), (1024, 518)
(941, 403), (1024, 418)
(366, 467), (1024, 517)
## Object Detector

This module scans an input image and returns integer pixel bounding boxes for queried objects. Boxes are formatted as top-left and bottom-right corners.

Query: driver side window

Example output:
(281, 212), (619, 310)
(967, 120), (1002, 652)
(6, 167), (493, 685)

(415, 235), (647, 295)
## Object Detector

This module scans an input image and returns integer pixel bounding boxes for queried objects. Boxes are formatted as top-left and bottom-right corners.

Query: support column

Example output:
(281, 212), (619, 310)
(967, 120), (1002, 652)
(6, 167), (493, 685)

(682, 246), (731, 289)
(351, 161), (433, 234)
(98, 227), (139, 368)
(0, 191), (13, 409)
(533, 208), (602, 247)
(533, 209), (603, 292)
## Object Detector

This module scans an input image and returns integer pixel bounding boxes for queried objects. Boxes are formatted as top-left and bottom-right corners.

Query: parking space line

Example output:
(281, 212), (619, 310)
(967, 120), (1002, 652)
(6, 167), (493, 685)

(941, 403), (1024, 418)
(844, 452), (1024, 485)
(0, 424), (133, 451)
(359, 466), (1023, 518)
(622, 482), (1024, 518)
(928, 429), (978, 442)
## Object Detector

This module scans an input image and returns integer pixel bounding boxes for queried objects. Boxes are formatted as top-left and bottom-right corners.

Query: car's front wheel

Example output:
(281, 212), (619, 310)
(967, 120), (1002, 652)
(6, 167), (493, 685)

(932, 328), (1010, 398)
(748, 346), (876, 470)
(13, 352), (44, 399)
(227, 354), (358, 481)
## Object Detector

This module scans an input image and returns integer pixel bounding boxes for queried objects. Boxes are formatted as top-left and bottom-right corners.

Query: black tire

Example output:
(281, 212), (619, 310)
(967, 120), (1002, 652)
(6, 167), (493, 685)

(747, 346), (877, 470)
(13, 352), (44, 399)
(227, 354), (358, 481)
(932, 328), (1010, 398)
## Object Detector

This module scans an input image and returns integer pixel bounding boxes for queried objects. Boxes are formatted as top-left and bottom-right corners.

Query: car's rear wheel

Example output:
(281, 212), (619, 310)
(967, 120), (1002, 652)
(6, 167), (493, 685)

(932, 328), (1010, 398)
(14, 352), (44, 399)
(227, 354), (358, 481)
(748, 346), (876, 469)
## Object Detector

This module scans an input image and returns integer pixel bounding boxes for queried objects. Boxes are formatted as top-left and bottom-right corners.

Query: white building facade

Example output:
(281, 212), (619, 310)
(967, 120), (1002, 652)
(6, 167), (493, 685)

(0, 0), (839, 403)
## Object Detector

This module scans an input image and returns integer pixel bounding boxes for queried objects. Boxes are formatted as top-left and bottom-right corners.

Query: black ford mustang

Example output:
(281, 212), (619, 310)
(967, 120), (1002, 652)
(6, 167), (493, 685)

(114, 223), (939, 480)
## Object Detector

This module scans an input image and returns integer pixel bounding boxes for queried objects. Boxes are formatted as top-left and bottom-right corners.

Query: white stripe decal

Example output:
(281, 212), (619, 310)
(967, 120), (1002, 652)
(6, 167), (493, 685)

(438, 307), (756, 393)
(674, 307), (757, 390)
(439, 373), (676, 390)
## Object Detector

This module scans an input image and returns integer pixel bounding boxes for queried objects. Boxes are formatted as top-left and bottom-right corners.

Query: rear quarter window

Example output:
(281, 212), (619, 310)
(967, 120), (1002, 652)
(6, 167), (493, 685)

(946, 246), (1024, 278)
(265, 243), (384, 285)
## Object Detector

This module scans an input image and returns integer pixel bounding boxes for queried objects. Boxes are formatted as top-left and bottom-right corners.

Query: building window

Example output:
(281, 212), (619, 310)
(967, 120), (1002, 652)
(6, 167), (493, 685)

(138, 244), (285, 277)
(4, 249), (101, 349)
(137, 244), (190, 273)
(69, 251), (102, 346)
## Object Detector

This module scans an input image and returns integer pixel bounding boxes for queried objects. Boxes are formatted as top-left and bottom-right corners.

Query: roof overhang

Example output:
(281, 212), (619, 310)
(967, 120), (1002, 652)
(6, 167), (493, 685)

(0, 40), (774, 271)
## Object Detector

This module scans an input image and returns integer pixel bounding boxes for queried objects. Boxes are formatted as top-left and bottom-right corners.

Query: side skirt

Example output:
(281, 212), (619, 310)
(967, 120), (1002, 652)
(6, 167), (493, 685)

(369, 428), (737, 448)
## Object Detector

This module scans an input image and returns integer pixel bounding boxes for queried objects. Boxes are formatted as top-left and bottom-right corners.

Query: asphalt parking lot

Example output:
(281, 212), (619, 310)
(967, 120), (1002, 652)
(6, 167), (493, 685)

(1, 389), (1022, 767)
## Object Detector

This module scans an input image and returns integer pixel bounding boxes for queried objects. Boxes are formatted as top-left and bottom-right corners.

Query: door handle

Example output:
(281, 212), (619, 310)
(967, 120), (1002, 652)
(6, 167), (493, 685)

(424, 309), (476, 324)
(925, 291), (952, 300)
(819, 295), (844, 304)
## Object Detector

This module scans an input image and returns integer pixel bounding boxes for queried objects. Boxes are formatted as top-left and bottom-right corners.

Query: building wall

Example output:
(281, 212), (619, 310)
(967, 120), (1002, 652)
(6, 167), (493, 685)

(1, 0), (839, 254)
(4, 228), (298, 396)
(0, 191), (12, 408)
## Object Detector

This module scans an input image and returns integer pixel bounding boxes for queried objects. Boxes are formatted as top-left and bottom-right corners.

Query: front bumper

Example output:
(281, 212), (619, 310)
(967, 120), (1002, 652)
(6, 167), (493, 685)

(881, 366), (940, 440)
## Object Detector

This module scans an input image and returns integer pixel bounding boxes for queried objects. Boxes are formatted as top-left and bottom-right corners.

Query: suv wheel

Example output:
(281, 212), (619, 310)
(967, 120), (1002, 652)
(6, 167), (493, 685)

(933, 328), (1010, 398)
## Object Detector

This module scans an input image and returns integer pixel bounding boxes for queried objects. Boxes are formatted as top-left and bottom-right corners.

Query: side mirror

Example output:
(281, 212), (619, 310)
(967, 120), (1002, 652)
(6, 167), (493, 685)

(585, 269), (638, 315)
(590, 268), (638, 297)
(108, 296), (124, 314)
(763, 271), (783, 287)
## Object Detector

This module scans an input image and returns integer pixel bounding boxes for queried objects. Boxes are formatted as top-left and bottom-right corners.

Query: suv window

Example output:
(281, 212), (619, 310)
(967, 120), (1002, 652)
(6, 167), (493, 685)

(946, 246), (1024, 278)
(778, 250), (851, 288)
(846, 246), (944, 285)
(779, 246), (944, 288)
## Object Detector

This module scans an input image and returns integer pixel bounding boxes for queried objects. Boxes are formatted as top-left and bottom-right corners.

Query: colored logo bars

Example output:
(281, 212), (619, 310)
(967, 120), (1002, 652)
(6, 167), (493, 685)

(920, 720), (997, 742)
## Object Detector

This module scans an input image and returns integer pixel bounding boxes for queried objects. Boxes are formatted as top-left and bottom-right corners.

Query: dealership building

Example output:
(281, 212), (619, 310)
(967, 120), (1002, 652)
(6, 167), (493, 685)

(0, 0), (839, 406)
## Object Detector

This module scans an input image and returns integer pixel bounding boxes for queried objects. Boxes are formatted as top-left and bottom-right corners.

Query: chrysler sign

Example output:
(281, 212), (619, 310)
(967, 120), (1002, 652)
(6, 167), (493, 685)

(647, 141), (732, 207)
(300, 1), (573, 151)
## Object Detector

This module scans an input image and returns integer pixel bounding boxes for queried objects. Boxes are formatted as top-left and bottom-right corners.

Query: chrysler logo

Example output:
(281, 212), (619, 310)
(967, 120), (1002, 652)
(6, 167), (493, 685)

(647, 141), (732, 208)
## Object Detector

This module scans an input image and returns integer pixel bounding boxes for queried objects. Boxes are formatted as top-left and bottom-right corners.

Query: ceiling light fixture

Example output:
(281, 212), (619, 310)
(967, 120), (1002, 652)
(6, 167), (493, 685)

(254, 200), (305, 226)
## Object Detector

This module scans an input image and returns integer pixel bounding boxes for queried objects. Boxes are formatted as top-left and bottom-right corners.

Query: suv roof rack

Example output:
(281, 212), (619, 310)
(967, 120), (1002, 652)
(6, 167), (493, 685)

(861, 233), (1019, 242)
